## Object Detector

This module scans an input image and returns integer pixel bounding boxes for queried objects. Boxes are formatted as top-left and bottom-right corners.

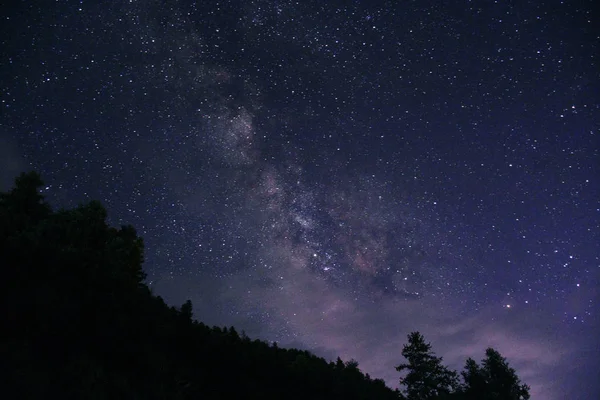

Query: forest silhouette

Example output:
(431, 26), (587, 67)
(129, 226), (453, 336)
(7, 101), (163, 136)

(1, 172), (529, 399)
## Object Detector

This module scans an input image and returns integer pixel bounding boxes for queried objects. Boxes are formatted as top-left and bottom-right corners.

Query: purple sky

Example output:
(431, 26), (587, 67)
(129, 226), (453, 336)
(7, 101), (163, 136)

(1, 1), (598, 398)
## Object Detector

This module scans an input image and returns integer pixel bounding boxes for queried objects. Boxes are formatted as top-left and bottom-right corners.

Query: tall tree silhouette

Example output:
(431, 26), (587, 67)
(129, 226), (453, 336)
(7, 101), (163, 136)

(180, 300), (193, 322)
(396, 332), (459, 400)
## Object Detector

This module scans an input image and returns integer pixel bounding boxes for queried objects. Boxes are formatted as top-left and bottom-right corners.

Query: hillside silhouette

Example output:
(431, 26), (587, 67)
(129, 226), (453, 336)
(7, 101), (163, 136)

(1, 171), (399, 399)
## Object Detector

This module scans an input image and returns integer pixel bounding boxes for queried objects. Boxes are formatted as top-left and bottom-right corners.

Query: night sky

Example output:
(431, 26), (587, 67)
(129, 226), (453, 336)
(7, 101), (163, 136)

(1, 1), (598, 398)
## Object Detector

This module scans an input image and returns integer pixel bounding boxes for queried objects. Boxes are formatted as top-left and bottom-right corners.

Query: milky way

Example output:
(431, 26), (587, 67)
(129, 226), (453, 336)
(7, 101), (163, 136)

(1, 1), (598, 398)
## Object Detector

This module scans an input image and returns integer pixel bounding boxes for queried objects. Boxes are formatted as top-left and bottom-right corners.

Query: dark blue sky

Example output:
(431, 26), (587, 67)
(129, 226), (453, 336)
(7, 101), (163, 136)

(1, 1), (598, 398)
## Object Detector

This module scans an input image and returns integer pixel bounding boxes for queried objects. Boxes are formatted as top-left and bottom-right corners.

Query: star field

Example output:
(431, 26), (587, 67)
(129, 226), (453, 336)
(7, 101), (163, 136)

(1, 1), (598, 399)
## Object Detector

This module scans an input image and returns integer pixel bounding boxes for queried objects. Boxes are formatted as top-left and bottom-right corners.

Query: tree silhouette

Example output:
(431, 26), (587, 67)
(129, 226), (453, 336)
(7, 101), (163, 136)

(460, 357), (487, 399)
(460, 348), (530, 400)
(180, 300), (193, 322)
(396, 332), (460, 400)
